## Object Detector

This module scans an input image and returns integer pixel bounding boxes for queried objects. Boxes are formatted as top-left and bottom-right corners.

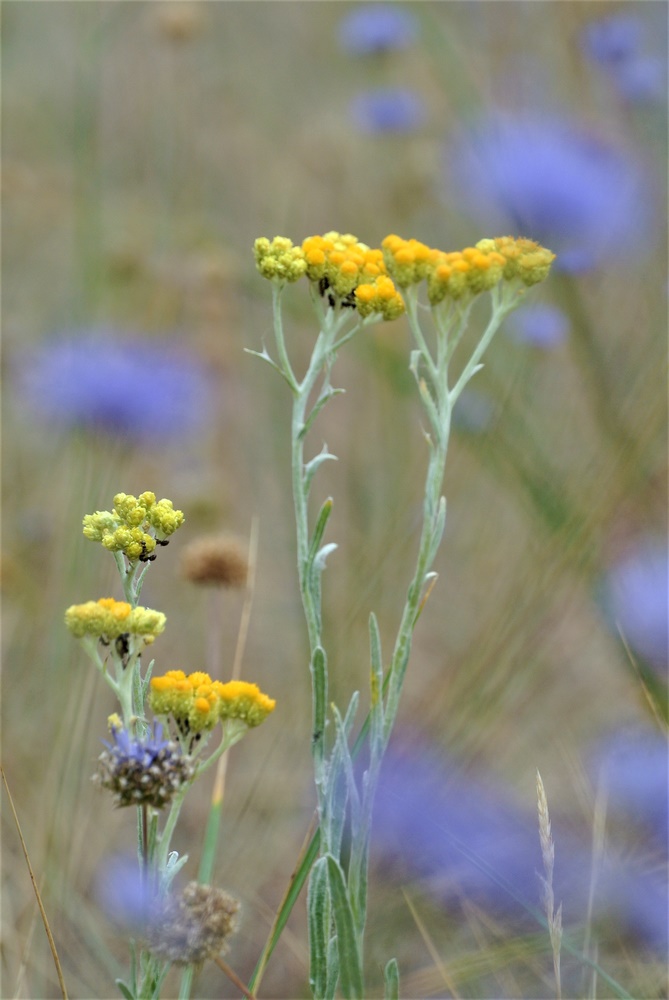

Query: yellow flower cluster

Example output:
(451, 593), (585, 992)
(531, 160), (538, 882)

(65, 597), (166, 643)
(82, 491), (185, 562)
(253, 237), (307, 283)
(149, 671), (276, 733)
(382, 234), (555, 305)
(254, 232), (405, 321)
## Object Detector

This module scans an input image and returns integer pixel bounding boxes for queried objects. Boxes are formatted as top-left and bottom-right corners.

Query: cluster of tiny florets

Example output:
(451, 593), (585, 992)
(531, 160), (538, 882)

(65, 597), (166, 644)
(148, 882), (240, 965)
(149, 670), (276, 735)
(253, 237), (307, 283)
(254, 232), (405, 321)
(382, 233), (555, 304)
(95, 723), (194, 808)
(82, 492), (185, 562)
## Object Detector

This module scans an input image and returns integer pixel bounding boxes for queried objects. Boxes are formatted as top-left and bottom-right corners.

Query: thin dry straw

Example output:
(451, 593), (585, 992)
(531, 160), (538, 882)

(1, 765), (68, 1000)
(536, 769), (563, 1000)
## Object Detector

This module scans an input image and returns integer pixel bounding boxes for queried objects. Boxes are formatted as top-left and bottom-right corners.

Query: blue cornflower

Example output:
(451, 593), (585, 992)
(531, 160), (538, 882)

(447, 114), (652, 272)
(372, 735), (668, 953)
(589, 727), (669, 849)
(600, 538), (668, 675)
(581, 13), (667, 104)
(505, 303), (569, 349)
(95, 854), (158, 931)
(582, 13), (645, 65)
(96, 721), (194, 808)
(350, 87), (426, 133)
(16, 328), (214, 443)
(338, 4), (418, 55)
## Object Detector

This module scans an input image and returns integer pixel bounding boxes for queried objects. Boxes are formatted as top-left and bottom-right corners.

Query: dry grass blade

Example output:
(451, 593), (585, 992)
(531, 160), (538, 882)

(536, 769), (563, 1000)
(1, 764), (68, 999)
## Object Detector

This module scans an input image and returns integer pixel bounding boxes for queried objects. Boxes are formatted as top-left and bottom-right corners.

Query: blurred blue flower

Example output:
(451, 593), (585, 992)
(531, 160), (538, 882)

(447, 114), (653, 271)
(505, 303), (569, 349)
(581, 13), (645, 65)
(338, 4), (418, 55)
(350, 87), (426, 133)
(588, 727), (669, 848)
(372, 735), (668, 953)
(94, 854), (158, 931)
(601, 538), (668, 674)
(581, 13), (667, 104)
(16, 328), (213, 443)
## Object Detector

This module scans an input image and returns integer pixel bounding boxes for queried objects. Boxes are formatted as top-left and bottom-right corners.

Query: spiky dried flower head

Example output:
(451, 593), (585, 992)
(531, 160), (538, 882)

(181, 534), (248, 588)
(95, 723), (194, 809)
(82, 491), (185, 562)
(65, 597), (166, 645)
(148, 882), (239, 965)
(156, 2), (204, 42)
(149, 670), (276, 735)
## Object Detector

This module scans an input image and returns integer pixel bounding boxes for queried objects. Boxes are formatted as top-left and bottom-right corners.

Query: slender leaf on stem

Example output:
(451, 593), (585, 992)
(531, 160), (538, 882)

(300, 386), (346, 442)
(326, 854), (363, 1000)
(308, 857), (331, 999)
(304, 446), (338, 497)
(324, 935), (340, 1000)
(327, 691), (360, 858)
(384, 958), (400, 1000)
(367, 613), (385, 762)
(307, 499), (334, 571)
(310, 646), (328, 772)
(115, 980), (135, 1000)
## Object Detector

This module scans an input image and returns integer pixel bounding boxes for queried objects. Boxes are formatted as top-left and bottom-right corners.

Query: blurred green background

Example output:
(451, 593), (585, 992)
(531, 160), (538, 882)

(2, 2), (667, 998)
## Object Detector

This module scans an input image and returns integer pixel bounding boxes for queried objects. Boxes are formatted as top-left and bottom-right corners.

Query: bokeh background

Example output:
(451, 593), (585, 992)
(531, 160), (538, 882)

(2, 2), (667, 998)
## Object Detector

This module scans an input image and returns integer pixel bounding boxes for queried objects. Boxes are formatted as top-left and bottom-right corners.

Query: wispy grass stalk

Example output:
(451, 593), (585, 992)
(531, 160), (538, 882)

(536, 770), (563, 1000)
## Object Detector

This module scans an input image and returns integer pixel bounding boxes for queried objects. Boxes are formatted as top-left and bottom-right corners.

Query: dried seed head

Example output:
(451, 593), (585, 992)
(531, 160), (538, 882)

(148, 882), (240, 965)
(180, 535), (249, 588)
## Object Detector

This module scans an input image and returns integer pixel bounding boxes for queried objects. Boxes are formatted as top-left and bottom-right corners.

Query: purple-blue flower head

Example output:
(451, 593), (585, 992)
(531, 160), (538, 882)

(96, 721), (194, 809)
(588, 727), (669, 849)
(601, 538), (668, 675)
(338, 4), (418, 55)
(505, 303), (569, 349)
(16, 327), (214, 444)
(372, 735), (668, 953)
(446, 114), (653, 271)
(582, 14), (645, 65)
(94, 854), (158, 932)
(350, 87), (427, 133)
(581, 13), (667, 105)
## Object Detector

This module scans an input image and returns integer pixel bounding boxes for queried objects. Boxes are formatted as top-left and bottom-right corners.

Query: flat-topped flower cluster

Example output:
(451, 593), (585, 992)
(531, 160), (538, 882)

(254, 231), (555, 321)
(149, 670), (276, 733)
(65, 596), (166, 643)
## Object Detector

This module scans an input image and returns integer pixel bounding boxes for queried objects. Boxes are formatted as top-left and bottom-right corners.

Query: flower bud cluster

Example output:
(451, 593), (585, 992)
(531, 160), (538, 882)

(253, 237), (307, 283)
(382, 233), (555, 304)
(95, 723), (194, 809)
(149, 670), (276, 734)
(65, 597), (166, 644)
(82, 491), (185, 562)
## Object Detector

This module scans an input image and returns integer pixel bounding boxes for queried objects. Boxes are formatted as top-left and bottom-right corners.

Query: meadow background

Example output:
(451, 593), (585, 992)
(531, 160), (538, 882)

(2, 2), (667, 998)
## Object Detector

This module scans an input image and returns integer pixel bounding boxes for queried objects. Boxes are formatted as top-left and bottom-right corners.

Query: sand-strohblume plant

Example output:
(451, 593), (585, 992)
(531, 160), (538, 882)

(65, 491), (274, 1000)
(250, 229), (555, 998)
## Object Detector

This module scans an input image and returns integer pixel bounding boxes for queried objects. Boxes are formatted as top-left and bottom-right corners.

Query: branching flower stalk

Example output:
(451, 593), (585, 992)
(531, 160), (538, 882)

(65, 492), (275, 1000)
(253, 232), (555, 998)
